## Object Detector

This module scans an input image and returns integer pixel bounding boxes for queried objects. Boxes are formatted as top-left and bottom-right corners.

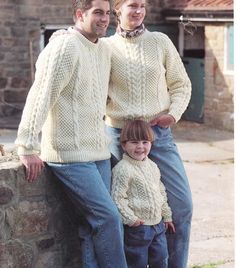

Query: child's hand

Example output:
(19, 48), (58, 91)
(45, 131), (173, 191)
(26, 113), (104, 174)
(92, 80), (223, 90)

(131, 219), (145, 227)
(165, 221), (176, 233)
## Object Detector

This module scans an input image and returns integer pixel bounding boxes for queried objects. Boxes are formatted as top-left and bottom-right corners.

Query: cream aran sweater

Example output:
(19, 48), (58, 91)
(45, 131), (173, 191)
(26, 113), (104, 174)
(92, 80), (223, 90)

(103, 30), (191, 128)
(112, 154), (172, 226)
(15, 28), (111, 162)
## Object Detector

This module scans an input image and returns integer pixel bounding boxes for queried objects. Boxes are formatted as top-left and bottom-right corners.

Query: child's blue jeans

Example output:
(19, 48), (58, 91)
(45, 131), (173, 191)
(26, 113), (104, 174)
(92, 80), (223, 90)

(124, 221), (168, 268)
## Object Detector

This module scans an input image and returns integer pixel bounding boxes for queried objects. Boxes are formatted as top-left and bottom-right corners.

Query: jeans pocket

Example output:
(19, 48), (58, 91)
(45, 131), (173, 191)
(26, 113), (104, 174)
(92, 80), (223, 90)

(124, 225), (149, 246)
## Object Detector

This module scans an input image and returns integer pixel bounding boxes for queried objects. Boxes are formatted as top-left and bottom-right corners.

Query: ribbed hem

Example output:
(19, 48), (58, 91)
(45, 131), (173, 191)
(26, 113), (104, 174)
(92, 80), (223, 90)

(41, 149), (111, 163)
(105, 116), (154, 129)
(139, 216), (162, 226)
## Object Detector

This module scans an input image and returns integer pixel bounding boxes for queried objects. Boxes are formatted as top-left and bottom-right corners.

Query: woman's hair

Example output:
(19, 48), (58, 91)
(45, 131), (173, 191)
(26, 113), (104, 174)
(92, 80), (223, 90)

(120, 120), (155, 144)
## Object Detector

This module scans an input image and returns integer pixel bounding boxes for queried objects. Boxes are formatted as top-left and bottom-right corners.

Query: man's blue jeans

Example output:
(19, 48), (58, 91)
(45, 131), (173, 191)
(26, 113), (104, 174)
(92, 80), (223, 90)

(47, 160), (127, 268)
(106, 125), (193, 268)
(124, 221), (168, 268)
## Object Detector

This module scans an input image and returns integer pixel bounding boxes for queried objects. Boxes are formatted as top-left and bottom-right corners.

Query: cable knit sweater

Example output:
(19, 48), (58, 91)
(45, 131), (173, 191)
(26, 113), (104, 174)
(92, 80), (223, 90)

(111, 154), (172, 226)
(103, 30), (191, 128)
(15, 28), (111, 162)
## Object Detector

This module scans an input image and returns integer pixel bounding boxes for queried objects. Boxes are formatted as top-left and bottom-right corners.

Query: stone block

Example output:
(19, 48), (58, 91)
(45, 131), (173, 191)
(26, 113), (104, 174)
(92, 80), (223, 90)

(4, 89), (28, 102)
(0, 78), (7, 89)
(0, 185), (13, 205)
(8, 200), (50, 237)
(0, 239), (34, 268)
(37, 236), (55, 250)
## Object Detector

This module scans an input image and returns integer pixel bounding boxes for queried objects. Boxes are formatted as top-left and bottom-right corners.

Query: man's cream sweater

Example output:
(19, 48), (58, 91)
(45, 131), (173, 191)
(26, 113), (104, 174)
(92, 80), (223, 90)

(112, 154), (172, 226)
(104, 30), (191, 128)
(15, 28), (111, 162)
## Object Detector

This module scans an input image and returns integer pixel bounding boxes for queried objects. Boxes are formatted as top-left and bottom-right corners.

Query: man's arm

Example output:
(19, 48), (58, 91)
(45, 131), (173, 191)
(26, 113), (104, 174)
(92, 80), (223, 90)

(16, 35), (78, 181)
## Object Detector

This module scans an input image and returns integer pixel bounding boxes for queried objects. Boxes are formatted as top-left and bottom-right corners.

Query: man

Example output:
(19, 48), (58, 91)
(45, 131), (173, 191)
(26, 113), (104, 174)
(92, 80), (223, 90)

(15, 0), (127, 267)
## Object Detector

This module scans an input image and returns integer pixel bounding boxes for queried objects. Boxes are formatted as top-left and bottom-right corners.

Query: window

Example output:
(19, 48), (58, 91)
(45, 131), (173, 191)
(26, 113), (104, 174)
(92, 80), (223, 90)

(225, 24), (234, 73)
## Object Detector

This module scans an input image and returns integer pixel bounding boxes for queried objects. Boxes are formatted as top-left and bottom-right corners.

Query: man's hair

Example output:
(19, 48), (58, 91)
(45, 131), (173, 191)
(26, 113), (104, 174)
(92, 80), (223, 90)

(72, 0), (109, 22)
(120, 120), (155, 144)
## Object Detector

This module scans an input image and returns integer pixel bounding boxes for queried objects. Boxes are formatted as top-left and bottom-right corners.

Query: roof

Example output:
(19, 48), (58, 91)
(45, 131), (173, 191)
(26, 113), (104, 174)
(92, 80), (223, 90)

(165, 0), (233, 11)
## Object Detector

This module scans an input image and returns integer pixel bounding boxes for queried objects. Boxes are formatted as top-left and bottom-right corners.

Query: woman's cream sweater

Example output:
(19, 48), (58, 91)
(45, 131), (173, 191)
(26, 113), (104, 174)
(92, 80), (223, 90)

(104, 30), (191, 128)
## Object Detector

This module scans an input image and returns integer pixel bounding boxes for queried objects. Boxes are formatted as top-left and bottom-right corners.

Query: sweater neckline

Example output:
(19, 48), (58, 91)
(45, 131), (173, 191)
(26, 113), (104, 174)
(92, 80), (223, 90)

(123, 153), (148, 166)
(68, 26), (100, 49)
(114, 29), (149, 43)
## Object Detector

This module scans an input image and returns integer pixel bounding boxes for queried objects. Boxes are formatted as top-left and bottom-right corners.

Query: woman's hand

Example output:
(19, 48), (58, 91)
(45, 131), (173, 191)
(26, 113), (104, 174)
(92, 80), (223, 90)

(165, 221), (176, 233)
(149, 114), (176, 128)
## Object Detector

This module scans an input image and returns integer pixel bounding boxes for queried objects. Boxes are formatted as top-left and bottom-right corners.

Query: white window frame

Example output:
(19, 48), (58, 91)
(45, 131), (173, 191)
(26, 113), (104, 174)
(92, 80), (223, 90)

(40, 24), (71, 51)
(224, 23), (234, 75)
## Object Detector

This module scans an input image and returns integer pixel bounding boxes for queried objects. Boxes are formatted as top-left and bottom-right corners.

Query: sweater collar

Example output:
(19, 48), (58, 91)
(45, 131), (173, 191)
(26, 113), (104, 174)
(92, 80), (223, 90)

(68, 26), (100, 49)
(123, 153), (148, 166)
(113, 29), (149, 43)
(116, 23), (146, 38)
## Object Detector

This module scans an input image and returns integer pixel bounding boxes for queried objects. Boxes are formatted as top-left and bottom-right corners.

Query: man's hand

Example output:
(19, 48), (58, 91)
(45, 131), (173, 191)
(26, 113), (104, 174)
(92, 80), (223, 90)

(149, 114), (176, 128)
(19, 155), (45, 182)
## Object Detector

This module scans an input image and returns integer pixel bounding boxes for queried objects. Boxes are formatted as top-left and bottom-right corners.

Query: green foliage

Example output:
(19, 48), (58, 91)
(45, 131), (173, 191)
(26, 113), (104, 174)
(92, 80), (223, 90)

(191, 261), (225, 268)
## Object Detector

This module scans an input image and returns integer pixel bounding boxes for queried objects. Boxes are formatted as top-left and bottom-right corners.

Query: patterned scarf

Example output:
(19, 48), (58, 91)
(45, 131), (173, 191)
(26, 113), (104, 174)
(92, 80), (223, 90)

(116, 24), (145, 38)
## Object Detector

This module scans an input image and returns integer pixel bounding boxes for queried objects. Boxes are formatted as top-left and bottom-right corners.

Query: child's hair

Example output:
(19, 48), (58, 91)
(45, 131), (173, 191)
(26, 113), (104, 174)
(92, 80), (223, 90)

(120, 120), (155, 144)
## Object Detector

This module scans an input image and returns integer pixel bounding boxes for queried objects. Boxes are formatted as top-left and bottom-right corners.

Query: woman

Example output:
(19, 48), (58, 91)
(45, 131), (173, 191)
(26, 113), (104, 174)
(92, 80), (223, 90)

(104, 0), (193, 267)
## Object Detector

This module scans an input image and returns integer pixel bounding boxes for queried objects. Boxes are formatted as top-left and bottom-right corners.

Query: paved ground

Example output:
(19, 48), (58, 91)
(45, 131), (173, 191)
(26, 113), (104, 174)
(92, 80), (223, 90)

(0, 120), (234, 267)
(172, 121), (234, 268)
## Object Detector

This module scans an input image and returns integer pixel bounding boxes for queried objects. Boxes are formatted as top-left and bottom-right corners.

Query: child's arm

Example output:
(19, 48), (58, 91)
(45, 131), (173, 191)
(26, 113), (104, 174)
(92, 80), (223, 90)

(159, 180), (176, 232)
(160, 180), (172, 222)
(111, 167), (139, 226)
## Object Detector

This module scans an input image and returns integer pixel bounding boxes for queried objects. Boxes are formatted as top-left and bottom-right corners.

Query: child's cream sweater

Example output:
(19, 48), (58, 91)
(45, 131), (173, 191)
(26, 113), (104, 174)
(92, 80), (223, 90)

(104, 30), (191, 128)
(15, 28), (111, 162)
(112, 154), (172, 226)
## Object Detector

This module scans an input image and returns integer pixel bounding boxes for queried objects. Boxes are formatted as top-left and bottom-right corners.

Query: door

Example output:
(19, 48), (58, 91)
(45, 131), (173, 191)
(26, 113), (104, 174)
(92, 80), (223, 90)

(182, 57), (205, 123)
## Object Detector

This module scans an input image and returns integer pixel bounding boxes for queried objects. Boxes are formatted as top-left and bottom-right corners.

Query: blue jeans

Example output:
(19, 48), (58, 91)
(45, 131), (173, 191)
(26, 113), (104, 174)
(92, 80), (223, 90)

(106, 125), (193, 268)
(124, 221), (168, 268)
(47, 160), (127, 268)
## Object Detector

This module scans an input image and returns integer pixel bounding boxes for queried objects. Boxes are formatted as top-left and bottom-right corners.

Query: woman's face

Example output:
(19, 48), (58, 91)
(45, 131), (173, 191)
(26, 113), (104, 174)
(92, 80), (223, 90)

(116, 0), (146, 30)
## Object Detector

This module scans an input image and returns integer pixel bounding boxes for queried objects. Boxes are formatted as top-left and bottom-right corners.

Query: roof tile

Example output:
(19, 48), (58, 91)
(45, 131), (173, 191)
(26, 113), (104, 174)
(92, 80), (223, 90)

(166, 0), (233, 10)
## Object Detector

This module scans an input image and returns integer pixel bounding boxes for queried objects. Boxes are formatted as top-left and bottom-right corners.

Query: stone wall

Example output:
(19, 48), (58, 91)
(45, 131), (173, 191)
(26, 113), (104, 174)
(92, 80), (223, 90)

(0, 0), (72, 119)
(204, 25), (234, 131)
(0, 161), (81, 268)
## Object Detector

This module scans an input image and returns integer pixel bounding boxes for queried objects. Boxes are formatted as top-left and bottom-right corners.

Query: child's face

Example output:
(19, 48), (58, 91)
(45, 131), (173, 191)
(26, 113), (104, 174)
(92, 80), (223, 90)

(122, 140), (151, 161)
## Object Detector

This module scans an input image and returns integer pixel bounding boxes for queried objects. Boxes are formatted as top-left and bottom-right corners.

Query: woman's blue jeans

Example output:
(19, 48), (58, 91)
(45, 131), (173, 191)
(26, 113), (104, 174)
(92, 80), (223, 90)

(124, 221), (168, 268)
(47, 160), (127, 268)
(106, 125), (193, 268)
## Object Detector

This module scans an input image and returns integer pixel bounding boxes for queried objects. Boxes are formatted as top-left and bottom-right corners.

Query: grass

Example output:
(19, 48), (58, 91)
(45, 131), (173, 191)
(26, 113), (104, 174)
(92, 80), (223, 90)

(191, 260), (225, 268)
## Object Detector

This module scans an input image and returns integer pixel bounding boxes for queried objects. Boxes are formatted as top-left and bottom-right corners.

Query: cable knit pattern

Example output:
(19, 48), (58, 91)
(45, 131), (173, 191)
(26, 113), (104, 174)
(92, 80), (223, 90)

(15, 28), (111, 162)
(111, 154), (172, 226)
(103, 30), (191, 128)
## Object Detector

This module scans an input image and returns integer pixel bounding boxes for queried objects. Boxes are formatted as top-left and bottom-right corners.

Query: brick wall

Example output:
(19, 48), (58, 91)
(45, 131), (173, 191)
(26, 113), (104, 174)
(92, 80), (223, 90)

(0, 161), (81, 268)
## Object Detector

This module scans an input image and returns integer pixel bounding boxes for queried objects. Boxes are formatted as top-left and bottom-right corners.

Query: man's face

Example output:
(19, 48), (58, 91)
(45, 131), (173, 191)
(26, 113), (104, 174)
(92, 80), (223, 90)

(78, 0), (110, 42)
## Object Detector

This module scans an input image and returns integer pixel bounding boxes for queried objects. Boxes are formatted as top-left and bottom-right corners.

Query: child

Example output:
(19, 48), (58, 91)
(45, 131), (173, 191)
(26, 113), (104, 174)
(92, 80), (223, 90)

(111, 119), (175, 268)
